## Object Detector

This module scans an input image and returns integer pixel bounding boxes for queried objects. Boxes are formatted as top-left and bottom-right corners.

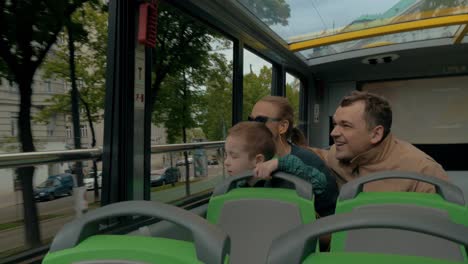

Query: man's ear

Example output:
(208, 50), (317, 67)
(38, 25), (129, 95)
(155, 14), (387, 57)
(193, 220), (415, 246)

(255, 154), (266, 164)
(278, 120), (289, 135)
(370, 125), (384, 144)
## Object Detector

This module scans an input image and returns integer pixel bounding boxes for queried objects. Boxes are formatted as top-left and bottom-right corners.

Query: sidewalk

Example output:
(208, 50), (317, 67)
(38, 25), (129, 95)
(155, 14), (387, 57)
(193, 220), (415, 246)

(0, 191), (23, 209)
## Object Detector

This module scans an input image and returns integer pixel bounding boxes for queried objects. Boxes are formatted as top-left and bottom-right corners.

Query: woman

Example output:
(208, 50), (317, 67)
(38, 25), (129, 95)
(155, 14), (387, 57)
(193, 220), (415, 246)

(249, 95), (338, 217)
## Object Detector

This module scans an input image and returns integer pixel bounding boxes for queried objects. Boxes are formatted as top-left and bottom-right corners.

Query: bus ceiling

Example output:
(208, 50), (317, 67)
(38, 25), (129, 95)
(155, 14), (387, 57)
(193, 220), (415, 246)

(288, 14), (468, 52)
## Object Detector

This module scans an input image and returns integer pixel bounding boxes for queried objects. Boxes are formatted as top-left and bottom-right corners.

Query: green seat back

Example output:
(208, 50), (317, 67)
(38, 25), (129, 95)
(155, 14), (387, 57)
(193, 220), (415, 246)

(42, 201), (230, 264)
(302, 252), (466, 264)
(335, 191), (467, 224)
(207, 188), (315, 224)
(43, 235), (205, 264)
(266, 209), (468, 264)
(207, 172), (316, 264)
(331, 173), (468, 262)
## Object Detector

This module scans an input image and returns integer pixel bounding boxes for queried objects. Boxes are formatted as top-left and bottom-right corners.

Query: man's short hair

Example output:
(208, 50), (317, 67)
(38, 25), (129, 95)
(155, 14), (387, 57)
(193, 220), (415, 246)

(228, 122), (276, 160)
(340, 91), (392, 139)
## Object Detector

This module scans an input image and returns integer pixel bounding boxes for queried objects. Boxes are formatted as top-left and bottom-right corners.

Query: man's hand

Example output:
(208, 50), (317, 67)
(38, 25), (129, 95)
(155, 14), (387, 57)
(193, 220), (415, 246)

(254, 159), (278, 180)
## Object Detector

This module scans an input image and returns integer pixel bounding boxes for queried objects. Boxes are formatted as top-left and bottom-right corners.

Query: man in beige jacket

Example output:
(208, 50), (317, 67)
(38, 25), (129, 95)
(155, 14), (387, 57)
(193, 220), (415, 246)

(312, 91), (448, 193)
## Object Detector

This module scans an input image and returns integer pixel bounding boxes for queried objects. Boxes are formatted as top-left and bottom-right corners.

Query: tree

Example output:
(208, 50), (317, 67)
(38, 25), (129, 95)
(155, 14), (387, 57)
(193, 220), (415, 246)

(0, 0), (90, 247)
(201, 61), (275, 140)
(200, 53), (233, 141)
(286, 77), (300, 126)
(244, 0), (291, 26)
(151, 2), (292, 142)
(151, 3), (213, 109)
(36, 3), (107, 201)
(242, 66), (272, 121)
(37, 4), (107, 125)
(152, 3), (225, 145)
(152, 68), (207, 195)
(152, 69), (205, 144)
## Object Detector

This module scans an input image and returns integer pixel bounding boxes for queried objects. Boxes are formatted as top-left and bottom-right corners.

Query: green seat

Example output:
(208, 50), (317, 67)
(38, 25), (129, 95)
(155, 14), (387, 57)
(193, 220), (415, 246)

(331, 171), (468, 261)
(207, 171), (316, 264)
(267, 208), (468, 264)
(43, 201), (230, 264)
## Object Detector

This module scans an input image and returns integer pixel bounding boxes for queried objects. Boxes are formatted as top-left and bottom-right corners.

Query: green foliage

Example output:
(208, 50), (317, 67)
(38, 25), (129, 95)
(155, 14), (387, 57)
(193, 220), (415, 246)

(0, 0), (95, 248)
(187, 128), (206, 141)
(242, 66), (272, 121)
(36, 3), (107, 124)
(241, 0), (291, 26)
(201, 60), (275, 141)
(200, 60), (302, 141)
(152, 3), (213, 100)
(34, 94), (72, 124)
(0, 0), (92, 79)
(200, 53), (233, 141)
(286, 77), (300, 127)
(151, 4), (215, 143)
(152, 71), (205, 143)
(150, 2), (292, 143)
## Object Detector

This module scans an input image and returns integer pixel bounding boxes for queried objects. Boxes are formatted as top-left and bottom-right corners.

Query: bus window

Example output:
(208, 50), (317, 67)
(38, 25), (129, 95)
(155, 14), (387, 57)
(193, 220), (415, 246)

(150, 3), (233, 203)
(243, 48), (272, 121)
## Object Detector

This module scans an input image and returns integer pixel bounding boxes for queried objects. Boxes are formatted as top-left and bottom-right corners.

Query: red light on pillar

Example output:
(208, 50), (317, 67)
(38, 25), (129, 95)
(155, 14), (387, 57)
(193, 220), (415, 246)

(138, 1), (159, 48)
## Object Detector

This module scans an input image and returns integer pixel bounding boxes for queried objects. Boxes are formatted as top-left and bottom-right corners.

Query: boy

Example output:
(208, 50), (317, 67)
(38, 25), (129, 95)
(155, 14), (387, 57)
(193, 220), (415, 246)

(224, 122), (328, 196)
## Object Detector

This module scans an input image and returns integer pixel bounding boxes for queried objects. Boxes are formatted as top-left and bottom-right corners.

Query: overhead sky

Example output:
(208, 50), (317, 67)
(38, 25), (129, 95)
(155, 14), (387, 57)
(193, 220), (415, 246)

(263, 0), (402, 40)
(216, 47), (271, 75)
(216, 47), (298, 84)
(217, 0), (405, 77)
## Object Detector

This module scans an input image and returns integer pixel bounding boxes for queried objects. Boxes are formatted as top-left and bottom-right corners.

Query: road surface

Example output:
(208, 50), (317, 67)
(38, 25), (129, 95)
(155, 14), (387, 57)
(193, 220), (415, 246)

(0, 167), (225, 257)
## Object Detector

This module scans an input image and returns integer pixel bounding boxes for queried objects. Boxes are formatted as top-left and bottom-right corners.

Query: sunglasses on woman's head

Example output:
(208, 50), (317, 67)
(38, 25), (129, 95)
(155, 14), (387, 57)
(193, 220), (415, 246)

(247, 115), (281, 123)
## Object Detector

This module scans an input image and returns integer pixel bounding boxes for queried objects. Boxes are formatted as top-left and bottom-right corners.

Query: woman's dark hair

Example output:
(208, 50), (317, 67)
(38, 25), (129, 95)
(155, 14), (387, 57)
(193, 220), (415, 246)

(291, 127), (307, 147)
(259, 96), (293, 136)
(258, 96), (308, 146)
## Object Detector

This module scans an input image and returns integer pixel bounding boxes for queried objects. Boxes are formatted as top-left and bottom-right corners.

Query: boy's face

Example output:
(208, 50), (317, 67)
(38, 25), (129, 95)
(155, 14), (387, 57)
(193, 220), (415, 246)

(224, 135), (257, 176)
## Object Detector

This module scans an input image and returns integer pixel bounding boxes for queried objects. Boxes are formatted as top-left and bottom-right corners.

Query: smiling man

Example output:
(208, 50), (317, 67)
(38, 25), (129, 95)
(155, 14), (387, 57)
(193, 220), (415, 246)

(313, 91), (448, 192)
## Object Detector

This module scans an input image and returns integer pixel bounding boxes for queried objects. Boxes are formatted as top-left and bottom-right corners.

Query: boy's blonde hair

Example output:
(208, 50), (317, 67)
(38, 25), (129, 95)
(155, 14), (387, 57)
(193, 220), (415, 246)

(228, 122), (276, 160)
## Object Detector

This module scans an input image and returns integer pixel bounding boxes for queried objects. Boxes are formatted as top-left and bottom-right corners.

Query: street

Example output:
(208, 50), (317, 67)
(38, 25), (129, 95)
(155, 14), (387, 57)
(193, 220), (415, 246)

(0, 166), (225, 257)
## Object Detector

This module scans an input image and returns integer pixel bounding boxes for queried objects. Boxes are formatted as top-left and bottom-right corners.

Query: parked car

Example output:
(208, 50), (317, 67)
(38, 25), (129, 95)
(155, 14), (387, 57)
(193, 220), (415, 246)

(84, 171), (102, 190)
(176, 157), (193, 166)
(34, 173), (74, 201)
(151, 167), (180, 187)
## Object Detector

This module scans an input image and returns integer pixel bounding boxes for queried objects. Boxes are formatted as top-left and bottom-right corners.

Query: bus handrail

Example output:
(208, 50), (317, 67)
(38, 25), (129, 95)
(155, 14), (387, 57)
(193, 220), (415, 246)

(0, 141), (225, 169)
(150, 141), (225, 153)
(0, 148), (103, 169)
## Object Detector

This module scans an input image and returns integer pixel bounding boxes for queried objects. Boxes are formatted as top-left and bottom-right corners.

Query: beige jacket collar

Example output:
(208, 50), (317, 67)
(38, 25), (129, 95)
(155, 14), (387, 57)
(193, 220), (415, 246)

(344, 133), (395, 169)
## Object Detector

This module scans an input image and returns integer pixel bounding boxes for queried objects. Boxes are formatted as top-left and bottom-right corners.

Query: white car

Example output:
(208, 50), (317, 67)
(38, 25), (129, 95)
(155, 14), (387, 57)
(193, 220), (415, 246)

(84, 171), (102, 190)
